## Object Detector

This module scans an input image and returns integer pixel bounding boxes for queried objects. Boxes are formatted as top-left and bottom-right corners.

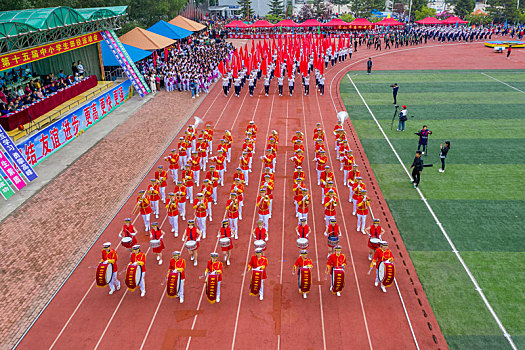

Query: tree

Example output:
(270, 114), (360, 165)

(410, 0), (427, 13)
(331, 0), (350, 15)
(313, 0), (332, 19)
(339, 13), (355, 22)
(414, 6), (436, 20)
(453, 0), (475, 18)
(268, 0), (285, 17)
(266, 14), (283, 23)
(237, 0), (255, 19)
(350, 0), (372, 17)
(486, 0), (520, 22)
(297, 4), (314, 21)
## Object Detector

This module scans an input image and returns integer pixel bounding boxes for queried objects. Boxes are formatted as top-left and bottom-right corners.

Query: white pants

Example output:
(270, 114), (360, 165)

(179, 279), (185, 298)
(295, 201), (298, 214)
(192, 140), (196, 153)
(249, 157), (253, 169)
(212, 187), (217, 203)
(151, 201), (159, 216)
(139, 272), (146, 293)
(187, 187), (193, 202)
(207, 202), (213, 219)
(194, 171), (200, 187)
(219, 170), (224, 185)
(179, 156), (187, 168)
(229, 217), (238, 237)
(269, 200), (273, 215)
(217, 281), (221, 299)
(343, 170), (349, 184)
(242, 170), (249, 185)
(352, 198), (358, 212)
(196, 216), (207, 238)
(227, 148), (231, 162)
(298, 212), (307, 225)
(317, 170), (322, 184)
(200, 157), (207, 171)
(239, 201), (243, 220)
(325, 215), (335, 227)
(170, 169), (178, 182)
(259, 213), (270, 231)
(142, 214), (151, 231)
(178, 203), (186, 219)
(169, 215), (178, 235)
(160, 186), (166, 202)
(259, 279), (264, 297)
(357, 214), (367, 231)
(109, 272), (120, 291)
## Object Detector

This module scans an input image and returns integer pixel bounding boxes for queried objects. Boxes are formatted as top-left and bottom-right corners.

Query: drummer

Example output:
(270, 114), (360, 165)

(324, 218), (341, 258)
(365, 218), (384, 261)
(205, 252), (223, 303)
(247, 248), (268, 301)
(150, 222), (166, 265)
(119, 218), (137, 250)
(368, 241), (394, 293)
(183, 220), (202, 266)
(326, 245), (347, 297)
(101, 242), (120, 295)
(296, 218), (310, 239)
(131, 244), (146, 297)
(293, 250), (314, 299)
(217, 220), (234, 265)
(252, 219), (268, 248)
(168, 251), (186, 303)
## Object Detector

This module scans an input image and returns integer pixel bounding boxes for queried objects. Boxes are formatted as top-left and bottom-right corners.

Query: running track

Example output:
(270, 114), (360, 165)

(13, 41), (497, 350)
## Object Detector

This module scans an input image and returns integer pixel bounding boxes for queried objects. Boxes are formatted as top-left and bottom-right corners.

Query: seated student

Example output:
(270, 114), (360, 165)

(66, 75), (75, 85)
(35, 88), (44, 100)
(58, 70), (67, 80)
(48, 82), (58, 93)
(0, 102), (9, 115)
(57, 79), (66, 90)
(77, 60), (85, 77)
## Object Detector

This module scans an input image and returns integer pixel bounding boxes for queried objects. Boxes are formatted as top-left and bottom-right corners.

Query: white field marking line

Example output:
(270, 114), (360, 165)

(346, 74), (518, 350)
(280, 101), (289, 286)
(300, 92), (327, 350)
(481, 72), (525, 95)
(325, 54), (418, 348)
(140, 86), (251, 350)
(185, 87), (259, 350)
(230, 93), (275, 350)
(314, 90), (373, 350)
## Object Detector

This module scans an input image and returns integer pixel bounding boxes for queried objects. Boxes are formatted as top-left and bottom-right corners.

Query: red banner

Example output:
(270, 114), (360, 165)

(0, 31), (102, 72)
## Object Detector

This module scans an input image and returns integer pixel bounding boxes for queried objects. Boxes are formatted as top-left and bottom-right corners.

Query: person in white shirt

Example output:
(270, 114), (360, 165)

(288, 76), (294, 97)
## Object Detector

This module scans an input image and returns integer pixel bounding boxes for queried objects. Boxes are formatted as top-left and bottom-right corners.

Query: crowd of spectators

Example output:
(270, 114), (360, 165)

(0, 60), (87, 116)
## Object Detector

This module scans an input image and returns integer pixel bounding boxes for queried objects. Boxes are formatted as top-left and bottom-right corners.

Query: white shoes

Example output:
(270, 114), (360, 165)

(194, 260), (198, 266)
(171, 228), (175, 232)
(180, 297), (184, 303)
(141, 291), (145, 297)
(375, 281), (379, 287)
(336, 292), (341, 297)
(235, 235), (238, 240)
(438, 169), (444, 173)
(356, 227), (360, 232)
(159, 260), (162, 265)
(109, 289), (115, 295)
(217, 297), (220, 303)
(175, 233), (178, 237)
(227, 260), (231, 266)
(381, 286), (387, 293)
(368, 255), (372, 261)
(303, 293), (307, 299)
(157, 255), (160, 261)
(191, 255), (194, 261)
(259, 294), (264, 301)
(155, 214), (159, 219)
(361, 230), (367, 235)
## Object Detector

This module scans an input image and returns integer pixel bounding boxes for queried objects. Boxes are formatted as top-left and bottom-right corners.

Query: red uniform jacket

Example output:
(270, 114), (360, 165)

(102, 249), (118, 271)
(131, 251), (146, 272)
(327, 253), (346, 270)
(297, 224), (309, 238)
(294, 257), (313, 269)
(372, 248), (394, 269)
(249, 255), (268, 279)
(226, 199), (239, 219)
(169, 258), (186, 279)
(324, 196), (338, 216)
(207, 260), (223, 281)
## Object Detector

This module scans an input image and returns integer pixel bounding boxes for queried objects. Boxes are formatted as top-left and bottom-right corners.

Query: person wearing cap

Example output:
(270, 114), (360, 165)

(226, 192), (240, 239)
(178, 137), (189, 168)
(333, 120), (343, 149)
(342, 150), (355, 185)
(313, 150), (328, 186)
(197, 137), (209, 171)
(230, 178), (245, 220)
(242, 138), (255, 171)
(182, 165), (194, 202)
(169, 251), (186, 303)
(365, 218), (384, 261)
(253, 219), (268, 244)
(205, 252), (223, 302)
(257, 188), (271, 230)
(119, 218), (137, 250)
(205, 165), (220, 204)
(147, 179), (161, 219)
(320, 166), (335, 203)
(209, 150), (226, 186)
(216, 139), (228, 168)
(174, 180), (187, 221)
(368, 241), (394, 293)
(415, 125), (432, 155)
(183, 220), (202, 266)
(239, 152), (250, 184)
(201, 179), (214, 221)
(247, 249), (268, 300)
(135, 190), (152, 232)
(351, 177), (366, 215)
(150, 222), (166, 265)
(233, 167), (246, 186)
(293, 166), (305, 182)
(224, 130), (233, 162)
(166, 193), (180, 237)
(326, 246), (346, 296)
(336, 131), (348, 157)
(165, 149), (180, 183)
(291, 130), (304, 144)
(130, 245), (146, 297)
(101, 242), (120, 294)
(154, 165), (168, 204)
(293, 178), (305, 215)
(337, 140), (350, 170)
(189, 151), (201, 187)
(218, 220), (234, 265)
(193, 193), (208, 239)
(324, 218), (341, 257)
(324, 180), (337, 199)
(410, 150), (424, 189)
(293, 250), (314, 298)
(296, 218), (310, 239)
(397, 105), (408, 131)
(324, 189), (338, 227)
(290, 149), (305, 170)
(347, 164), (360, 188)
(297, 188), (310, 224)
(246, 120), (258, 136)
(261, 176), (274, 217)
(356, 189), (371, 234)
(313, 124), (325, 142)
(205, 124), (214, 155)
(261, 149), (275, 173)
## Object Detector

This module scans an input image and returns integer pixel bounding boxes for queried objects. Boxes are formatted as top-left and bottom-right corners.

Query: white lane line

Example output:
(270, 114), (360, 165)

(230, 93), (275, 350)
(300, 92), (327, 350)
(481, 72), (525, 94)
(346, 74), (517, 350)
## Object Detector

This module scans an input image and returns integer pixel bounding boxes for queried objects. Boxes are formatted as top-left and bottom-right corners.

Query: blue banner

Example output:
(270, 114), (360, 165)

(0, 126), (38, 182)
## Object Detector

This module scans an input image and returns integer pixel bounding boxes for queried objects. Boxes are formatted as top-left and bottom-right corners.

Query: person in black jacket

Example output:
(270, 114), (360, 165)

(410, 151), (423, 188)
(366, 58), (373, 75)
(439, 141), (450, 173)
(392, 83), (398, 104)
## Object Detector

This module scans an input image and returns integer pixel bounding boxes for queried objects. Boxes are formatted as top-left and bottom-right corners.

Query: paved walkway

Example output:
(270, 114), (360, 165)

(0, 89), (205, 349)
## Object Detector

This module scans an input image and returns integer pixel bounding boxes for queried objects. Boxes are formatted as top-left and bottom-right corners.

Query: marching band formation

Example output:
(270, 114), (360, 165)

(95, 116), (396, 303)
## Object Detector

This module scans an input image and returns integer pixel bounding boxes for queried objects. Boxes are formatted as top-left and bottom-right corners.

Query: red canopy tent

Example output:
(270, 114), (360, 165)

(348, 18), (375, 29)
(275, 19), (297, 27)
(250, 20), (275, 28)
(225, 20), (250, 28)
(440, 16), (468, 25)
(298, 19), (323, 27)
(415, 17), (442, 25)
(321, 18), (350, 27)
(375, 17), (404, 26)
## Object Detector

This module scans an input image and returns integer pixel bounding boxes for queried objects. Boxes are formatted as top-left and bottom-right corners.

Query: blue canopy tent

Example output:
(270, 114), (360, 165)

(147, 20), (193, 40)
(101, 41), (152, 66)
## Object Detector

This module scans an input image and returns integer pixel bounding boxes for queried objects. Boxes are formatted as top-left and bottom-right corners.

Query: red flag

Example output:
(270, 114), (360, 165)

(164, 47), (168, 62)
(233, 67), (238, 79)
(275, 61), (281, 78)
(218, 60), (225, 75)
(262, 58), (267, 76)
(152, 51), (157, 67)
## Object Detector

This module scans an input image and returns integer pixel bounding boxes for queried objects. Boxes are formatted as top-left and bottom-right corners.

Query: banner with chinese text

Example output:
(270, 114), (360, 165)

(0, 32), (103, 72)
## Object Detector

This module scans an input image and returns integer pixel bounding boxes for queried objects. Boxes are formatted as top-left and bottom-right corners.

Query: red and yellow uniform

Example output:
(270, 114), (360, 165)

(102, 249), (118, 272)
(182, 169), (194, 187)
(296, 224), (310, 238)
(246, 123), (258, 136)
(219, 227), (234, 251)
(293, 169), (305, 181)
(294, 256), (313, 271)
(206, 169), (220, 188)
(137, 195), (152, 215)
(147, 183), (160, 202)
(122, 223), (137, 246)
(166, 152), (180, 170)
(193, 198), (208, 218)
(206, 260), (223, 281)
(186, 226), (200, 249)
(174, 184), (187, 202)
(233, 171), (246, 184)
(342, 153), (355, 170)
(226, 198), (239, 219)
(324, 196), (338, 216)
(166, 198), (179, 216)
(297, 193), (311, 214)
(356, 195), (370, 215)
(150, 227), (165, 253)
(257, 195), (270, 215)
(248, 255), (268, 279)
(352, 181), (366, 201)
(211, 154), (226, 171)
(327, 253), (346, 271)
(190, 154), (201, 172)
(291, 153), (304, 168)
(315, 154), (328, 171)
(253, 226), (267, 241)
(155, 169), (168, 188)
(371, 248), (394, 269)
(169, 257), (186, 279)
(131, 251), (146, 272)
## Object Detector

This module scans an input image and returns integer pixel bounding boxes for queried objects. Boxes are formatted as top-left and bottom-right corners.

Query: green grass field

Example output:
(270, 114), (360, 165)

(341, 70), (525, 350)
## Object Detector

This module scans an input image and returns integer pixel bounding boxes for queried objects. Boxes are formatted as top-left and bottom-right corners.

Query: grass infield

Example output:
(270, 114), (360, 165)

(341, 69), (525, 350)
